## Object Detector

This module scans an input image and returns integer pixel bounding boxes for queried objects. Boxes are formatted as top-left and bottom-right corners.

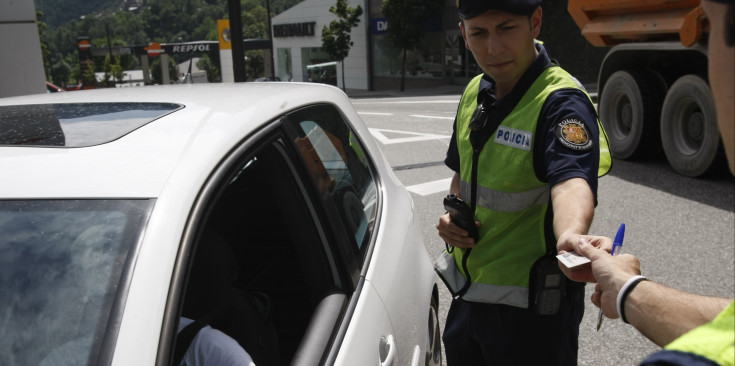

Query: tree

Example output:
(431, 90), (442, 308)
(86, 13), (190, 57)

(51, 58), (72, 86)
(36, 10), (52, 82)
(381, 0), (443, 91)
(111, 55), (125, 84)
(321, 0), (362, 91)
(103, 55), (114, 86)
(151, 57), (179, 84)
(242, 5), (270, 79)
(83, 60), (97, 87)
(197, 54), (221, 82)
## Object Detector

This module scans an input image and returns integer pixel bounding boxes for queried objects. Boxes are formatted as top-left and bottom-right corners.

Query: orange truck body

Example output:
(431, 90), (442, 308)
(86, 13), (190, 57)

(566, 0), (727, 177)
(567, 0), (707, 47)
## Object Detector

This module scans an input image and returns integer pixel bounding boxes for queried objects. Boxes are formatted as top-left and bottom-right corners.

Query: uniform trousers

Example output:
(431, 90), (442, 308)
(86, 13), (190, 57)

(442, 283), (584, 366)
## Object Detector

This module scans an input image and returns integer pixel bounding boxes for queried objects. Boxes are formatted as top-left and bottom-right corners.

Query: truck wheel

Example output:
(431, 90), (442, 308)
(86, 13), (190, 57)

(599, 70), (663, 159)
(661, 75), (720, 177)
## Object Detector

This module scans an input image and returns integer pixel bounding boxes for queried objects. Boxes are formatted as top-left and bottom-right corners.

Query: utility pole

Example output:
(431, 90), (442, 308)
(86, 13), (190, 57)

(227, 0), (246, 82)
(266, 0), (275, 79)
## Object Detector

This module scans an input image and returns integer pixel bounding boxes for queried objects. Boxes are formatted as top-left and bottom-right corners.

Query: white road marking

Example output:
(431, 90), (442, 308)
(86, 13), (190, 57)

(352, 100), (459, 105)
(358, 112), (394, 116)
(410, 114), (455, 120)
(406, 177), (452, 196)
(369, 128), (451, 145)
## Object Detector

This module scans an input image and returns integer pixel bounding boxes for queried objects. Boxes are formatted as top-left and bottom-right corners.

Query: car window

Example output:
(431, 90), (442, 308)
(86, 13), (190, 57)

(284, 105), (378, 260)
(176, 136), (344, 365)
(0, 200), (153, 366)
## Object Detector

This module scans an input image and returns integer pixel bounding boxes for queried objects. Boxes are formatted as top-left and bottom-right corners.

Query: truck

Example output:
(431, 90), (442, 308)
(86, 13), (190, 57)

(568, 0), (723, 177)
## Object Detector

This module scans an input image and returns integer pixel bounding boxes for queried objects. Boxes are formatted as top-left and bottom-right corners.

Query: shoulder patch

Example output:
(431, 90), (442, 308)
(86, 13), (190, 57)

(555, 118), (592, 151)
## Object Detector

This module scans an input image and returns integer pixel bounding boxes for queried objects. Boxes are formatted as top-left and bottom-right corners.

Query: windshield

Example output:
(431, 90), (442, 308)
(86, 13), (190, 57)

(0, 200), (154, 366)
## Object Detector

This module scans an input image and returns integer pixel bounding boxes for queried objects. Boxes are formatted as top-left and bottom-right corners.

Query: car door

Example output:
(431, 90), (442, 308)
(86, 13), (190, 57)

(280, 104), (397, 365)
(161, 104), (393, 366)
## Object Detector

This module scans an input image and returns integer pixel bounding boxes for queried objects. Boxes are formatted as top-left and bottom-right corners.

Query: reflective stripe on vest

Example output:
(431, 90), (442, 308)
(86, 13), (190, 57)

(664, 301), (735, 366)
(435, 251), (528, 306)
(460, 180), (550, 213)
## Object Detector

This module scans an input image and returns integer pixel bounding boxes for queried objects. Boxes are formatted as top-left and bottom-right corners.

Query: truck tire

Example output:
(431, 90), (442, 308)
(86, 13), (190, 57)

(599, 70), (663, 159)
(660, 75), (720, 177)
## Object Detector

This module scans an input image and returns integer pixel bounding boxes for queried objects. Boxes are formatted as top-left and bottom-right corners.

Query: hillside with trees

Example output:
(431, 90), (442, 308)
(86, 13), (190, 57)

(35, 0), (301, 86)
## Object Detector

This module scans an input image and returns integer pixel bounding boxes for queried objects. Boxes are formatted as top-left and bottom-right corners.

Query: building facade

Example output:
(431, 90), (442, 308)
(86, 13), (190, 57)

(271, 0), (477, 91)
(0, 0), (46, 97)
(270, 0), (605, 92)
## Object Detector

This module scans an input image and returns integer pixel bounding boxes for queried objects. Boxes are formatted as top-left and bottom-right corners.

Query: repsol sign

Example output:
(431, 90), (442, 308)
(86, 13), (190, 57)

(169, 43), (213, 53)
(273, 22), (316, 38)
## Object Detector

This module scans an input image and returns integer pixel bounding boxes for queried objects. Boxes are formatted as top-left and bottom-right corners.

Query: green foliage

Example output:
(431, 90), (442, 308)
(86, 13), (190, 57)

(50, 58), (72, 86)
(321, 0), (362, 90)
(151, 57), (180, 84)
(83, 60), (97, 86)
(35, 0), (302, 85)
(321, 0), (362, 62)
(111, 56), (125, 83)
(242, 5), (269, 39)
(197, 54), (221, 82)
(35, 0), (120, 28)
(36, 10), (52, 81)
(381, 0), (442, 50)
(102, 54), (113, 86)
(101, 55), (126, 86)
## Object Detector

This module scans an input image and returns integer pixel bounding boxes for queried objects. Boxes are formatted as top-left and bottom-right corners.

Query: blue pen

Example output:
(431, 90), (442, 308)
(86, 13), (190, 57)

(597, 223), (625, 331)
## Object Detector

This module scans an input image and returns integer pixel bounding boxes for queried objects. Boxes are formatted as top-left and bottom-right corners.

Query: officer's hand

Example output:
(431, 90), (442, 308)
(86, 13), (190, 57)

(558, 234), (612, 283)
(576, 238), (641, 319)
(436, 212), (479, 249)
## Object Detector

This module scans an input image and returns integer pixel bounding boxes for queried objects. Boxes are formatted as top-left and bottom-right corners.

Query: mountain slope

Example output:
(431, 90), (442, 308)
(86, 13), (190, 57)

(35, 0), (122, 28)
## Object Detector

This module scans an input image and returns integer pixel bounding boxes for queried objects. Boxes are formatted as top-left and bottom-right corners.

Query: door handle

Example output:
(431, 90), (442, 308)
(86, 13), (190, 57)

(379, 334), (396, 366)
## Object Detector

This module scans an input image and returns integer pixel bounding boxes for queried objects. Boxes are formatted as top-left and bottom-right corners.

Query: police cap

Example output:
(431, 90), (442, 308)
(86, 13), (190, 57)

(457, 0), (542, 19)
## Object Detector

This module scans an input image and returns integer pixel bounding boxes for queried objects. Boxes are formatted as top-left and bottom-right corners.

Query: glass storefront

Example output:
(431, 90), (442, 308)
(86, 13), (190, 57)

(301, 47), (337, 86)
(276, 48), (293, 81)
(371, 32), (443, 78)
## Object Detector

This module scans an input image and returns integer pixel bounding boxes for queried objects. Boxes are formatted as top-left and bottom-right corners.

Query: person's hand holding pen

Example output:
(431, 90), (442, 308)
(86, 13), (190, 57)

(573, 235), (643, 321)
(596, 224), (625, 330)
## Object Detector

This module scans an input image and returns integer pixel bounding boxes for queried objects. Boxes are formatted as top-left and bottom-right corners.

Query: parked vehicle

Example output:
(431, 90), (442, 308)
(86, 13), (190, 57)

(45, 81), (65, 93)
(0, 83), (441, 366)
(568, 0), (724, 177)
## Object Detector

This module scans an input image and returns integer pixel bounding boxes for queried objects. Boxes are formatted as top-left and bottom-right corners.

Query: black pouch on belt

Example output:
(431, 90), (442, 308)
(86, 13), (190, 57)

(528, 254), (566, 315)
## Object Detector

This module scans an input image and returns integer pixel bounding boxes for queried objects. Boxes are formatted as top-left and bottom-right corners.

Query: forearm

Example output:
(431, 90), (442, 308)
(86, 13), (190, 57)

(450, 172), (461, 196)
(551, 178), (595, 249)
(625, 280), (732, 347)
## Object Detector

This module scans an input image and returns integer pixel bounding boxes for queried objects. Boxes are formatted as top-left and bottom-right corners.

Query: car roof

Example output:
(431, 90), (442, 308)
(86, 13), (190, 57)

(0, 83), (354, 199)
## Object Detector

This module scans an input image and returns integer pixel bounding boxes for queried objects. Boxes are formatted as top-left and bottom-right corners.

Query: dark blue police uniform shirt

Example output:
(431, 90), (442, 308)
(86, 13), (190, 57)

(445, 44), (600, 199)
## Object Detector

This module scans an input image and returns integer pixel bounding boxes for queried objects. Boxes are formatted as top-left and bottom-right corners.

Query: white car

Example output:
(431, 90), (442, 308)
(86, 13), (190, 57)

(0, 83), (441, 366)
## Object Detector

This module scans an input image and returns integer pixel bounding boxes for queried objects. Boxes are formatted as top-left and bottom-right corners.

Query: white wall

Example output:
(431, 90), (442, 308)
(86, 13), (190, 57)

(272, 0), (368, 90)
(0, 0), (47, 98)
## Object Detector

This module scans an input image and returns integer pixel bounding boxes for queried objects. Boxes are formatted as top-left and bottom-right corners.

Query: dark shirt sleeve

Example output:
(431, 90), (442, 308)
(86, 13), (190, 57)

(445, 119), (460, 173)
(537, 89), (600, 200)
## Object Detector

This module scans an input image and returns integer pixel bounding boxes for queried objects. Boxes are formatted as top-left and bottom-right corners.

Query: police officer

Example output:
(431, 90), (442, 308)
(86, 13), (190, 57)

(435, 0), (611, 364)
